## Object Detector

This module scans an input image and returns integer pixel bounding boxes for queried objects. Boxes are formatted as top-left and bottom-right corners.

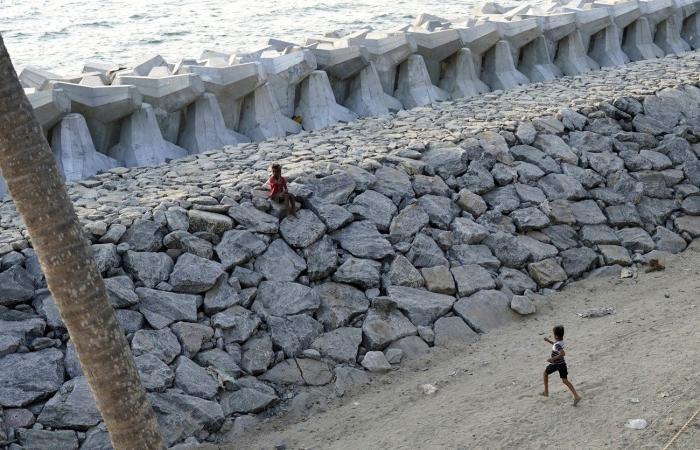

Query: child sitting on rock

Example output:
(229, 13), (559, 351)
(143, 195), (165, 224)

(542, 325), (582, 406)
(267, 163), (296, 217)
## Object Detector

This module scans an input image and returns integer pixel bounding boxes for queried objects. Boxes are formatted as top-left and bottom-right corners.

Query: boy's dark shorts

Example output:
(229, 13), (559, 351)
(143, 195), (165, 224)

(545, 363), (568, 379)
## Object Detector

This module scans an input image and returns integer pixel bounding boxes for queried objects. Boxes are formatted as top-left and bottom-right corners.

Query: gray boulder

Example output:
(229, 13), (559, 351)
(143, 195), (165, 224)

(267, 314), (324, 357)
(254, 281), (320, 316)
(149, 390), (224, 447)
(279, 209), (327, 248)
(122, 220), (163, 252)
(453, 289), (517, 333)
(311, 327), (362, 363)
(91, 243), (120, 274)
(215, 230), (267, 269)
(135, 354), (175, 392)
(307, 173), (356, 204)
(362, 307), (417, 350)
(203, 275), (241, 314)
(18, 429), (78, 450)
(528, 258), (567, 287)
(196, 348), (243, 380)
(314, 282), (369, 330)
(220, 387), (277, 415)
(37, 377), (101, 430)
(653, 226), (687, 253)
(334, 366), (370, 397)
(371, 166), (414, 202)
(0, 265), (35, 306)
(451, 217), (489, 244)
(387, 286), (454, 327)
(170, 321), (214, 358)
(616, 227), (655, 253)
(483, 232), (531, 268)
(448, 244), (501, 270)
(433, 316), (478, 348)
(297, 358), (334, 385)
(123, 251), (173, 288)
(169, 253), (224, 293)
(304, 235), (338, 281)
(538, 174), (586, 200)
(136, 288), (198, 329)
(0, 348), (64, 407)
(560, 247), (598, 278)
(416, 194), (459, 229)
(510, 295), (536, 315)
(347, 190), (397, 232)
(451, 264), (496, 296)
(254, 239), (306, 281)
(408, 233), (449, 267)
(333, 257), (381, 289)
(332, 220), (394, 259)
(187, 210), (233, 235)
(420, 265), (456, 294)
(386, 255), (424, 288)
(174, 356), (219, 399)
(240, 333), (274, 374)
(131, 328), (181, 364)
(361, 351), (392, 373)
(307, 198), (354, 231)
(104, 275), (139, 308)
(228, 203), (279, 234)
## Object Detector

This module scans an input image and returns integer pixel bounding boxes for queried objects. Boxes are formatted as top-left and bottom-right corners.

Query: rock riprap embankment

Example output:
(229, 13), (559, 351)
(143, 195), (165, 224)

(6, 0), (700, 197)
(4, 40), (700, 450)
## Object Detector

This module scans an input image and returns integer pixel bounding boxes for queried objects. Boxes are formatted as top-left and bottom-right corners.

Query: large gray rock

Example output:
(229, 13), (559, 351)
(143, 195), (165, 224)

(560, 247), (598, 278)
(527, 258), (567, 287)
(451, 264), (496, 296)
(362, 307), (417, 350)
(259, 359), (304, 386)
(123, 251), (174, 288)
(136, 288), (198, 329)
(386, 254), (424, 288)
(314, 282), (370, 330)
(334, 366), (370, 397)
(212, 305), (261, 344)
(538, 173), (586, 200)
(448, 244), (501, 270)
(307, 173), (357, 204)
(420, 265), (456, 294)
(220, 387), (277, 415)
(228, 203), (279, 234)
(387, 335), (429, 360)
(170, 321), (214, 358)
(215, 229), (267, 269)
(0, 265), (35, 306)
(18, 429), (79, 450)
(653, 226), (687, 254)
(254, 281), (320, 316)
(174, 356), (219, 399)
(533, 134), (578, 164)
(408, 233), (449, 267)
(510, 207), (550, 231)
(122, 219), (164, 252)
(37, 377), (101, 430)
(387, 286), (454, 327)
(616, 227), (655, 253)
(307, 198), (354, 232)
(389, 203), (430, 242)
(451, 218), (489, 244)
(169, 252), (224, 293)
(333, 257), (381, 289)
(203, 275), (241, 314)
(196, 349), (243, 380)
(433, 316), (478, 348)
(331, 220), (394, 259)
(304, 235), (338, 281)
(267, 314), (324, 357)
(0, 348), (64, 407)
(347, 190), (397, 231)
(33, 295), (64, 329)
(422, 144), (467, 178)
(279, 209), (326, 248)
(187, 210), (233, 235)
(311, 327), (362, 363)
(416, 194), (458, 229)
(104, 275), (139, 308)
(163, 230), (214, 260)
(510, 145), (560, 174)
(91, 243), (120, 275)
(361, 351), (392, 373)
(135, 354), (175, 392)
(150, 390), (224, 447)
(131, 328), (181, 364)
(241, 333), (274, 375)
(482, 232), (531, 268)
(453, 289), (517, 333)
(81, 425), (113, 450)
(371, 166), (415, 202)
(254, 239), (306, 281)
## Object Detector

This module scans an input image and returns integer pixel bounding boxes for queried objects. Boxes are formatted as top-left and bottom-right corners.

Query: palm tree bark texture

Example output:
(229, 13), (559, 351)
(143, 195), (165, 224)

(0, 34), (165, 449)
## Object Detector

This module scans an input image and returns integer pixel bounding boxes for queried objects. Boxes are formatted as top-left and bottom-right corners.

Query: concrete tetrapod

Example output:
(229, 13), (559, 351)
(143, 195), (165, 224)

(177, 63), (265, 131)
(344, 62), (403, 116)
(19, 67), (81, 91)
(682, 12), (700, 48)
(480, 40), (529, 91)
(439, 48), (490, 98)
(492, 18), (542, 71)
(178, 93), (250, 154)
(622, 17), (666, 60)
(131, 54), (170, 76)
(394, 54), (450, 109)
(51, 82), (142, 153)
(113, 74), (205, 143)
(51, 113), (119, 181)
(518, 13), (574, 81)
(238, 83), (302, 141)
(313, 46), (370, 106)
(294, 70), (358, 131)
(109, 104), (188, 167)
(590, 0), (640, 65)
(341, 33), (417, 96)
(455, 21), (500, 85)
(261, 50), (317, 118)
(554, 30), (600, 76)
(27, 89), (71, 133)
(409, 29), (464, 84)
(655, 3), (693, 54)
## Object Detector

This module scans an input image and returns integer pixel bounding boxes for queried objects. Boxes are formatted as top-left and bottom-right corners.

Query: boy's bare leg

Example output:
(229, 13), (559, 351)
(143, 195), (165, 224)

(541, 372), (549, 397)
(562, 379), (582, 405)
(287, 193), (297, 217)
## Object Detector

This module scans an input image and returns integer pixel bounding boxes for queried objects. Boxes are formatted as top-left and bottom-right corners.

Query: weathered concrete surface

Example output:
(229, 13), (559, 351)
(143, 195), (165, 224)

(178, 93), (250, 153)
(261, 50), (317, 118)
(295, 70), (358, 131)
(27, 89), (71, 133)
(238, 83), (303, 141)
(394, 54), (449, 108)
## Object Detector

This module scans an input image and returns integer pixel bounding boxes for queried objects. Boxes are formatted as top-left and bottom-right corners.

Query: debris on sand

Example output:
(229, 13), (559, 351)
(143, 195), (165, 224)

(577, 307), (614, 319)
(624, 419), (648, 430)
(419, 384), (438, 395)
(645, 258), (666, 273)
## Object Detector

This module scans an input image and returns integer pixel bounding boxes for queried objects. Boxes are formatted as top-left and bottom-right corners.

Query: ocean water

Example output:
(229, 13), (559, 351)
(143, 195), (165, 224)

(1, 0), (486, 75)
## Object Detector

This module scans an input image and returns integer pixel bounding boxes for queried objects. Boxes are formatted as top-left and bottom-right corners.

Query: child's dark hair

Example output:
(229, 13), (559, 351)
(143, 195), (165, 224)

(553, 325), (565, 340)
(271, 163), (281, 171)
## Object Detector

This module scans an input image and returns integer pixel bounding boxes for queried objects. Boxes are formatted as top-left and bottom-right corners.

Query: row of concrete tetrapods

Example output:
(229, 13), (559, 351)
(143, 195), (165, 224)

(2, 0), (700, 199)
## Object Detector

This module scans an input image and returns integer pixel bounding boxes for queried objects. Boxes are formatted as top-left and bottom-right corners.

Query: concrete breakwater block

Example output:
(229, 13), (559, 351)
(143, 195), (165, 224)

(131, 54), (170, 76)
(341, 33), (417, 96)
(238, 83), (302, 141)
(51, 82), (142, 153)
(261, 50), (317, 118)
(518, 35), (562, 82)
(409, 29), (464, 84)
(480, 40), (529, 91)
(639, 0), (676, 28)
(345, 62), (403, 116)
(113, 74), (205, 143)
(177, 63), (265, 131)
(655, 13), (692, 53)
(623, 17), (665, 60)
(109, 104), (188, 166)
(295, 70), (357, 131)
(19, 67), (82, 91)
(554, 30), (600, 76)
(27, 89), (71, 133)
(51, 113), (119, 181)
(394, 54), (450, 108)
(682, 12), (700, 48)
(492, 18), (542, 67)
(177, 93), (250, 153)
(439, 48), (490, 98)
(456, 21), (500, 82)
(589, 22), (630, 66)
(313, 46), (369, 81)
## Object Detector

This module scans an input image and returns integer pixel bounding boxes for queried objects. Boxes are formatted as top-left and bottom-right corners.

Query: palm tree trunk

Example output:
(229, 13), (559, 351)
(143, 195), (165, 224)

(0, 35), (164, 449)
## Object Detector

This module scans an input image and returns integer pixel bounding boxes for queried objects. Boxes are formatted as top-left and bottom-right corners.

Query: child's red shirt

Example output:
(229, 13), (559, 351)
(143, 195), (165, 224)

(268, 175), (287, 198)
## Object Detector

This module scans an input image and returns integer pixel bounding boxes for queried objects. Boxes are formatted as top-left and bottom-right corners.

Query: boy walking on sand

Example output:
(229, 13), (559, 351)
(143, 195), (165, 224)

(267, 163), (296, 217)
(542, 325), (582, 406)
